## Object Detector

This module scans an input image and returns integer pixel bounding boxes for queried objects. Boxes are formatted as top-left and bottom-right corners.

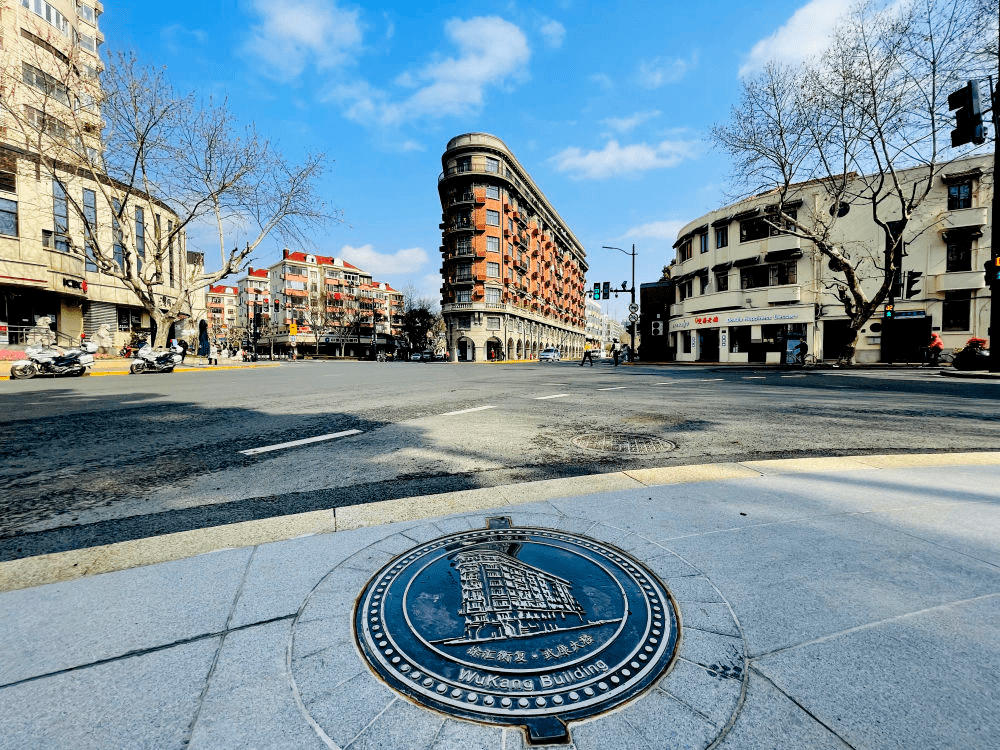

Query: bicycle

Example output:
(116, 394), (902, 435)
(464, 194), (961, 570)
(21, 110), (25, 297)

(376, 351), (387, 363)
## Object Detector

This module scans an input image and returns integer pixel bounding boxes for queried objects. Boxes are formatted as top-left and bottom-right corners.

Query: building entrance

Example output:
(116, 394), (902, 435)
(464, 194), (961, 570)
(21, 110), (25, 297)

(697, 329), (719, 361)
(880, 316), (931, 363)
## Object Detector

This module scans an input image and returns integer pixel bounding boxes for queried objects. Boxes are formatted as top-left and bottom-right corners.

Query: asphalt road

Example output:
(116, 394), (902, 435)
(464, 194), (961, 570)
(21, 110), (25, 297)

(2, 359), (997, 560)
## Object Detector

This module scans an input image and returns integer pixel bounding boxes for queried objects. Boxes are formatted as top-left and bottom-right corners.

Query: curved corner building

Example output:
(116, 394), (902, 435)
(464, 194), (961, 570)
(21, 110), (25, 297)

(438, 133), (587, 362)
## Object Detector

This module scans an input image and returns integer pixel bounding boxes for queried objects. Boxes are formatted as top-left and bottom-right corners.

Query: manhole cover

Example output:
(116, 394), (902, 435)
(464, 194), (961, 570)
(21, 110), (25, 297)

(572, 433), (677, 454)
(354, 517), (678, 745)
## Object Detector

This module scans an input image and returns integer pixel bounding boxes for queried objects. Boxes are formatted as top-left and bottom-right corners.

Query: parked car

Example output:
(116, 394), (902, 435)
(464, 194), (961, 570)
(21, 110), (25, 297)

(539, 347), (561, 362)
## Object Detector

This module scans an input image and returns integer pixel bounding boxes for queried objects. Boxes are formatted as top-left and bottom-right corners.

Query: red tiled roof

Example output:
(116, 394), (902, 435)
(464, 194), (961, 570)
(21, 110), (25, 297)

(249, 268), (269, 278)
(208, 285), (237, 294)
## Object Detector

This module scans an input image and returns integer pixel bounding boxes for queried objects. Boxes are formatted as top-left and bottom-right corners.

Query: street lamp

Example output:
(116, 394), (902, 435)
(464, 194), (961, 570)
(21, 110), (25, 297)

(602, 245), (637, 360)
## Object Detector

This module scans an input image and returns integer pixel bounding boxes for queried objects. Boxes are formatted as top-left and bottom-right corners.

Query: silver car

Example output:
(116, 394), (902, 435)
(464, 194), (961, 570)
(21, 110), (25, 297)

(539, 347), (561, 362)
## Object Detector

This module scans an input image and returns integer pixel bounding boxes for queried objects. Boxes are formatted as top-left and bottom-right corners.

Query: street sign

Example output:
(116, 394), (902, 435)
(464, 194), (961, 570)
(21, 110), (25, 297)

(289, 322), (298, 336)
(289, 335), (297, 344)
(628, 312), (638, 322)
(628, 303), (639, 313)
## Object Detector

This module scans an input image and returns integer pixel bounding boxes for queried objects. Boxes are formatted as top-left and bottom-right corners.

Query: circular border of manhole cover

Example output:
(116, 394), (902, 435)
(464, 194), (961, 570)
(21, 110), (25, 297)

(571, 433), (677, 454)
(353, 525), (679, 744)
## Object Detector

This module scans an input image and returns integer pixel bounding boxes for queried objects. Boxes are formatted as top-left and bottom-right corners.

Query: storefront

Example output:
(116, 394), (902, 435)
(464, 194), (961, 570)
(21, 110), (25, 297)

(669, 305), (816, 364)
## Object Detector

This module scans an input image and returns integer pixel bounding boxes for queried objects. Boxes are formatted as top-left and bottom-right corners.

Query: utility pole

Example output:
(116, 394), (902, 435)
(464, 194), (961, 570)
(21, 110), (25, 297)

(990, 77), (999, 372)
(602, 245), (638, 360)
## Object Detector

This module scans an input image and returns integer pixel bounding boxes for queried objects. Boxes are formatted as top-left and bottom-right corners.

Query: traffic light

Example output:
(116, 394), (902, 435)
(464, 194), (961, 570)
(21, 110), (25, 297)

(602, 281), (611, 300)
(985, 257), (1000, 286)
(593, 282), (601, 300)
(884, 303), (894, 319)
(650, 321), (664, 336)
(904, 271), (922, 299)
(948, 81), (986, 147)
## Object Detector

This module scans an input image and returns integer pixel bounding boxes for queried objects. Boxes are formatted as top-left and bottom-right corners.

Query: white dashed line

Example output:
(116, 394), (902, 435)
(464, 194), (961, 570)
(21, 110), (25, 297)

(240, 429), (363, 456)
(534, 394), (569, 400)
(596, 386), (627, 391)
(654, 382), (673, 385)
(744, 376), (766, 379)
(440, 405), (498, 416)
(698, 378), (724, 382)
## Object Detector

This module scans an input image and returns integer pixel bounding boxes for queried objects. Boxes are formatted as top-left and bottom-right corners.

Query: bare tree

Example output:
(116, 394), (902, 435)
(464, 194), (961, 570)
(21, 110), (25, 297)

(713, 0), (996, 363)
(2, 49), (332, 347)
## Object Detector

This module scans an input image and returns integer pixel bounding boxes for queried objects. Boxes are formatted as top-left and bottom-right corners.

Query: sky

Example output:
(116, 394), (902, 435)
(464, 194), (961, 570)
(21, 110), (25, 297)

(103, 0), (850, 323)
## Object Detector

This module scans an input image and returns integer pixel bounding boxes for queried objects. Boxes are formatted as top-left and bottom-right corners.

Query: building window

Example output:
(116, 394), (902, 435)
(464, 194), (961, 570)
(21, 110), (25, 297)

(457, 157), (471, 172)
(769, 261), (797, 286)
(112, 198), (124, 269)
(942, 292), (971, 331)
(24, 105), (68, 138)
(678, 278), (693, 300)
(78, 2), (96, 23)
(699, 275), (710, 294)
(486, 185), (499, 199)
(0, 197), (18, 237)
(23, 63), (70, 106)
(135, 207), (145, 273)
(486, 209), (500, 226)
(946, 237), (972, 272)
(21, 0), (70, 36)
(456, 264), (473, 282)
(485, 288), (501, 304)
(486, 314), (501, 328)
(486, 236), (499, 253)
(716, 225), (728, 248)
(485, 157), (499, 173)
(678, 239), (692, 262)
(715, 271), (729, 291)
(83, 188), (97, 271)
(681, 330), (691, 353)
(947, 182), (972, 211)
(457, 315), (471, 328)
(699, 233), (709, 253)
(740, 211), (795, 242)
(487, 262), (500, 277)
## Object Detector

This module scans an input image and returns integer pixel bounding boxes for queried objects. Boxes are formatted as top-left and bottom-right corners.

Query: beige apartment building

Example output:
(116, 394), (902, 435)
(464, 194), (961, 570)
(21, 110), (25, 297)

(1, 0), (202, 350)
(438, 133), (588, 361)
(668, 155), (993, 364)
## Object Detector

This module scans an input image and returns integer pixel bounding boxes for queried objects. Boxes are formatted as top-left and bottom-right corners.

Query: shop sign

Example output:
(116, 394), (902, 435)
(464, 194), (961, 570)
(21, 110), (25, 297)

(0, 323), (7, 346)
(724, 312), (804, 324)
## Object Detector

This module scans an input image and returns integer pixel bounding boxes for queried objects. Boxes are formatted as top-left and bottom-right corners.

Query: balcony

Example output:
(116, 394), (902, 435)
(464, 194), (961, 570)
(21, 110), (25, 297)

(767, 284), (801, 304)
(930, 270), (985, 292)
(674, 289), (747, 315)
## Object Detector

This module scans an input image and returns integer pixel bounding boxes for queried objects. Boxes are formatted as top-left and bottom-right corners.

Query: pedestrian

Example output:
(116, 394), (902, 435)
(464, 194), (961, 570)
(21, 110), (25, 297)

(926, 332), (944, 366)
(611, 339), (621, 367)
(580, 341), (594, 366)
(178, 338), (189, 363)
(209, 342), (218, 366)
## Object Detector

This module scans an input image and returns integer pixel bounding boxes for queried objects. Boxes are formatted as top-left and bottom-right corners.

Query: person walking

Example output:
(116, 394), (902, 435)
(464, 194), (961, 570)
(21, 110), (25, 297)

(926, 332), (944, 366)
(580, 341), (595, 366)
(611, 339), (621, 367)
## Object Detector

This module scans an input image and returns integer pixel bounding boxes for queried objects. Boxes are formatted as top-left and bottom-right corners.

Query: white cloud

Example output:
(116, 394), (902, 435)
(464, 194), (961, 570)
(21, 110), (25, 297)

(601, 110), (660, 135)
(539, 19), (566, 48)
(243, 0), (364, 81)
(550, 138), (700, 180)
(638, 53), (697, 88)
(623, 220), (687, 241)
(341, 244), (428, 275)
(739, 0), (847, 77)
(589, 72), (614, 91)
(329, 16), (530, 127)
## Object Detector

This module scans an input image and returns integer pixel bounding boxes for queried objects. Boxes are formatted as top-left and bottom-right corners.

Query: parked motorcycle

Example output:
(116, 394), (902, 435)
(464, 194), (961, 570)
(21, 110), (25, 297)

(10, 341), (97, 379)
(130, 343), (183, 374)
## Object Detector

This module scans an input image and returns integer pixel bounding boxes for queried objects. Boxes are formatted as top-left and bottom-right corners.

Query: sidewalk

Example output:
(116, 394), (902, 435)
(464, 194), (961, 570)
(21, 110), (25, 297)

(1, 453), (998, 749)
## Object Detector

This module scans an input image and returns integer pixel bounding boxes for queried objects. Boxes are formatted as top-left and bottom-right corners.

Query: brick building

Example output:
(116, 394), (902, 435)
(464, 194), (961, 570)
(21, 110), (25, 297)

(438, 133), (587, 361)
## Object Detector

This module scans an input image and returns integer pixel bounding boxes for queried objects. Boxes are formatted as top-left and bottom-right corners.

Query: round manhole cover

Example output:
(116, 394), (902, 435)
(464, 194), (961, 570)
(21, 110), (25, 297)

(354, 522), (679, 744)
(572, 433), (677, 454)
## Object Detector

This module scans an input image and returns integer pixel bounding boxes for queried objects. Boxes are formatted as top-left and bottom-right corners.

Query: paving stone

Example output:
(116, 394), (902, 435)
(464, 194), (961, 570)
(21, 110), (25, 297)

(430, 718), (504, 750)
(714, 670), (849, 750)
(298, 670), (396, 749)
(188, 620), (323, 749)
(753, 593), (1000, 750)
(617, 687), (719, 748)
(345, 696), (444, 749)
(665, 575), (724, 603)
(669, 512), (1000, 656)
(0, 638), (218, 750)
(569, 709), (652, 750)
(660, 658), (742, 729)
(675, 602), (741, 638)
(0, 547), (251, 685)
(339, 533), (417, 574)
(643, 551), (702, 581)
(675, 628), (744, 672)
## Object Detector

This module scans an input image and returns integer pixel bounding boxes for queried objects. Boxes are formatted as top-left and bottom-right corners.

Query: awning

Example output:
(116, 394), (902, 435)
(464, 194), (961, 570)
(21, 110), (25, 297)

(711, 262), (733, 272)
(733, 255), (762, 267)
(941, 167), (983, 185)
(942, 226), (984, 241)
(693, 267), (710, 277)
(711, 216), (733, 228)
(692, 224), (709, 235)
(764, 249), (804, 262)
(732, 208), (760, 221)
(672, 231), (694, 249)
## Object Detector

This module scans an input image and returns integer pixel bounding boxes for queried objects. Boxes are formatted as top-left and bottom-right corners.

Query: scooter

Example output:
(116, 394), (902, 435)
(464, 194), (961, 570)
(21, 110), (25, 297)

(130, 343), (183, 374)
(10, 341), (97, 379)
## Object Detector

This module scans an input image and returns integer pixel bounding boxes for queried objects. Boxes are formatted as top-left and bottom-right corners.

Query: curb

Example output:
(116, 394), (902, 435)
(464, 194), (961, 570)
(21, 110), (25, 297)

(2, 451), (998, 594)
(0, 362), (281, 381)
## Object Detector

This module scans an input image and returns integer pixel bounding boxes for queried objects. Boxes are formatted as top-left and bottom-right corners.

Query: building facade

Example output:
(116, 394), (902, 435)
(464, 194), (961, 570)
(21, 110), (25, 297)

(438, 133), (587, 362)
(584, 298), (626, 355)
(668, 155), (993, 364)
(1, 0), (201, 351)
(235, 250), (404, 356)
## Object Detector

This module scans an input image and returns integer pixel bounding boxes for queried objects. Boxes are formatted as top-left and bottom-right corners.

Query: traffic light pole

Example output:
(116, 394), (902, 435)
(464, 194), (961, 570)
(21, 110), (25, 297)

(601, 245), (638, 360)
(990, 78), (999, 372)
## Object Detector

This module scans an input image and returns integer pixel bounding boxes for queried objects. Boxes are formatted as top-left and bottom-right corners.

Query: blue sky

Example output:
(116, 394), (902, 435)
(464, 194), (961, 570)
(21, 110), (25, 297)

(104, 0), (848, 322)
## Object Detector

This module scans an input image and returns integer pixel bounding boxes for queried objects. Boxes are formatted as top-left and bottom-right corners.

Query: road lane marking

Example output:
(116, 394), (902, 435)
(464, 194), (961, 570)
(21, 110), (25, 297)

(440, 405), (497, 416)
(534, 394), (569, 400)
(540, 382), (568, 385)
(744, 376), (766, 379)
(240, 429), (363, 455)
(596, 386), (627, 391)
(654, 382), (673, 385)
(698, 378), (724, 382)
